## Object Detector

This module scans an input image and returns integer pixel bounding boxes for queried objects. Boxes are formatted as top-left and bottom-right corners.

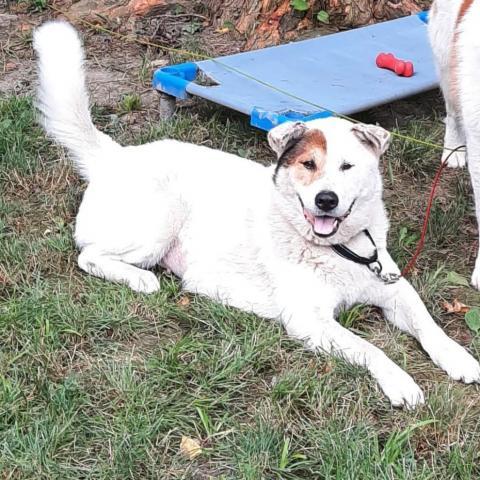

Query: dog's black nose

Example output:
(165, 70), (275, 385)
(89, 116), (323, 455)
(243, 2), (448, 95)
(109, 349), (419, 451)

(315, 191), (339, 211)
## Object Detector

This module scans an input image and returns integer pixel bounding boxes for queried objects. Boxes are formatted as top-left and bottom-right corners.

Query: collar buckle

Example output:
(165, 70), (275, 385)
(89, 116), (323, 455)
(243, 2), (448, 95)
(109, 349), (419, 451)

(368, 260), (400, 284)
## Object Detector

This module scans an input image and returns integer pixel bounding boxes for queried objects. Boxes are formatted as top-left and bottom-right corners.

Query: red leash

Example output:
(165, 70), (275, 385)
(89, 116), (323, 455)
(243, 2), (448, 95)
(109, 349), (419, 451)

(401, 145), (466, 277)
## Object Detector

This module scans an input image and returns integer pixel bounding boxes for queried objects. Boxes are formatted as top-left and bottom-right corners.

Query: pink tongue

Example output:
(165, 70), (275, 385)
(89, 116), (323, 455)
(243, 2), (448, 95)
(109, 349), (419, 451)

(314, 216), (337, 235)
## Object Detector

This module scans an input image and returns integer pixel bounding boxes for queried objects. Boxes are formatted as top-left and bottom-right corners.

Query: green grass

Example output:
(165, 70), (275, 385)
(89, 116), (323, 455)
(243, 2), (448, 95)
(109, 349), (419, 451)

(118, 94), (142, 115)
(0, 96), (50, 176)
(14, 0), (48, 12)
(1, 95), (480, 479)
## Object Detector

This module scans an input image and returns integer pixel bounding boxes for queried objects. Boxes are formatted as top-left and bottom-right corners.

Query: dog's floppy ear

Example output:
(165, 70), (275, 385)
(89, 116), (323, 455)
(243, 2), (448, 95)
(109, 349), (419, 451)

(268, 121), (307, 159)
(351, 123), (391, 157)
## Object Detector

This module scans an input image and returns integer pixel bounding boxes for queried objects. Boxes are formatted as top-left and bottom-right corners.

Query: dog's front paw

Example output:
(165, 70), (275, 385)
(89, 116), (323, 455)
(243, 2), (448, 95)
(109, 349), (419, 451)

(129, 271), (161, 294)
(376, 368), (425, 409)
(431, 341), (480, 384)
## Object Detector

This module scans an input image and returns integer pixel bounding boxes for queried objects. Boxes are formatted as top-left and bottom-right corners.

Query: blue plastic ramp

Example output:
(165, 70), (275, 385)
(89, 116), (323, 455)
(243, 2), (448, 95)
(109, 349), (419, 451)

(152, 12), (437, 131)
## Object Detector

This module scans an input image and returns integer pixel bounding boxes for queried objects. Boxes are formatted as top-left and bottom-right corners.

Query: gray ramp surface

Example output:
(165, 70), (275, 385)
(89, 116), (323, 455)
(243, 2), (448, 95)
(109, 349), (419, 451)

(152, 13), (438, 130)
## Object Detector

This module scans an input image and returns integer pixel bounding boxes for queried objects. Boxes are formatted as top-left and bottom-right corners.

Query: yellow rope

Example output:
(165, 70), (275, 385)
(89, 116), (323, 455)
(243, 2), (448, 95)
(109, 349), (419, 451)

(49, 4), (454, 152)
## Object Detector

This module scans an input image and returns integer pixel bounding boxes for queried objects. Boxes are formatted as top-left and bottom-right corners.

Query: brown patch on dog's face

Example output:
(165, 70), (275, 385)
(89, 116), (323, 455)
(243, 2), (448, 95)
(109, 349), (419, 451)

(278, 130), (327, 186)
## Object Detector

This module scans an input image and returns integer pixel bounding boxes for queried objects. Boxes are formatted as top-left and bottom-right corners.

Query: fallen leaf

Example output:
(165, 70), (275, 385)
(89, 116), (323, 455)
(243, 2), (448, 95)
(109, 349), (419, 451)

(290, 0), (309, 12)
(149, 59), (169, 68)
(316, 10), (330, 24)
(131, 0), (166, 16)
(443, 299), (470, 314)
(180, 436), (202, 459)
(322, 361), (333, 374)
(177, 296), (190, 307)
(465, 308), (480, 334)
(446, 271), (470, 287)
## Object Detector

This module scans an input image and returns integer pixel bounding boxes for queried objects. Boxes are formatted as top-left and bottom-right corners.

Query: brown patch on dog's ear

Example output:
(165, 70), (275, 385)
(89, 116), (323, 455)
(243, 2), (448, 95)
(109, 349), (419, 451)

(352, 123), (391, 157)
(268, 121), (307, 158)
(280, 130), (327, 166)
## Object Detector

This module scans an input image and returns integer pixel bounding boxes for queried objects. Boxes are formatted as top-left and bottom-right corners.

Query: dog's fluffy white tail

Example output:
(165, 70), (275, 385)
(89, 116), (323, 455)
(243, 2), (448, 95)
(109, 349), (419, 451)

(34, 21), (118, 179)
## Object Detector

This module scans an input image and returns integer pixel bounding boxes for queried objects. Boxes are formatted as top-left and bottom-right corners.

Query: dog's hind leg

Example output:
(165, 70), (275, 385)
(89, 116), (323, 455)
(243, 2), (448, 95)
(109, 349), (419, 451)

(75, 192), (185, 293)
(378, 276), (480, 383)
(78, 247), (161, 293)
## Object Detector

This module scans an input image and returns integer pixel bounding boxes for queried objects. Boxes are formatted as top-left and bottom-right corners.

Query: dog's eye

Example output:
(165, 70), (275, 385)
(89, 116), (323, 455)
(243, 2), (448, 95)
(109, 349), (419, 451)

(302, 160), (316, 171)
(340, 162), (354, 171)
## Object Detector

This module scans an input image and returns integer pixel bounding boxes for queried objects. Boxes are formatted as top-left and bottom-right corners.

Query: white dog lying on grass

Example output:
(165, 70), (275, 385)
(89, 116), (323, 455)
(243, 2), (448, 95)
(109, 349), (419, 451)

(34, 21), (480, 408)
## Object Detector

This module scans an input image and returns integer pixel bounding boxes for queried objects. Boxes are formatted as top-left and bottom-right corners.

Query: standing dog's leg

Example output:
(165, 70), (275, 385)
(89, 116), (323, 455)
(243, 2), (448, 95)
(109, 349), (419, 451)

(436, 57), (466, 168)
(465, 134), (480, 289)
(78, 247), (161, 293)
(276, 267), (424, 408)
(457, 5), (480, 287)
(428, 0), (466, 168)
(377, 274), (480, 382)
(441, 109), (466, 168)
(461, 41), (480, 287)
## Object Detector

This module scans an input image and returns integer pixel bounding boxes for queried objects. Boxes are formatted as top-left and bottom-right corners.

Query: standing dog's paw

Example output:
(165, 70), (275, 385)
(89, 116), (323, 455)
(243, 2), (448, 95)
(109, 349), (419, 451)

(431, 341), (480, 384)
(471, 264), (480, 291)
(442, 148), (466, 169)
(377, 368), (425, 409)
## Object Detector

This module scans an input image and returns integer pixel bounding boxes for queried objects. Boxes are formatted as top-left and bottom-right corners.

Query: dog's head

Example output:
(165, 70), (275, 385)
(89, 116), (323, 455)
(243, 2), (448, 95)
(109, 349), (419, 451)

(269, 117), (390, 244)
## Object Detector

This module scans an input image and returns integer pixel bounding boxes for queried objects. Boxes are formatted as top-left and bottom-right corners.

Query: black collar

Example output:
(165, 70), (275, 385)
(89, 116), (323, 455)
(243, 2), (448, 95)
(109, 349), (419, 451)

(331, 229), (378, 267)
(331, 230), (399, 284)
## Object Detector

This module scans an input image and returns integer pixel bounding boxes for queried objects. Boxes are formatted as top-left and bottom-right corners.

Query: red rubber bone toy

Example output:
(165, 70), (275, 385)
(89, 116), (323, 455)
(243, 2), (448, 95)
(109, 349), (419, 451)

(376, 53), (414, 77)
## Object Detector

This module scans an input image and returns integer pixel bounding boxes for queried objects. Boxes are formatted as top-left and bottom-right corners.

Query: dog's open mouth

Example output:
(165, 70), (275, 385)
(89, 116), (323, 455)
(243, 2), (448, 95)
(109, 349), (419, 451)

(302, 200), (355, 238)
(303, 211), (340, 237)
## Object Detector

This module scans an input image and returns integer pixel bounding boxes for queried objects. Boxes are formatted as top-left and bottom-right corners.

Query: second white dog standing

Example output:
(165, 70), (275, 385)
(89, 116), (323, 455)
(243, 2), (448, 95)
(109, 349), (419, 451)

(34, 20), (480, 408)
(429, 0), (480, 288)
